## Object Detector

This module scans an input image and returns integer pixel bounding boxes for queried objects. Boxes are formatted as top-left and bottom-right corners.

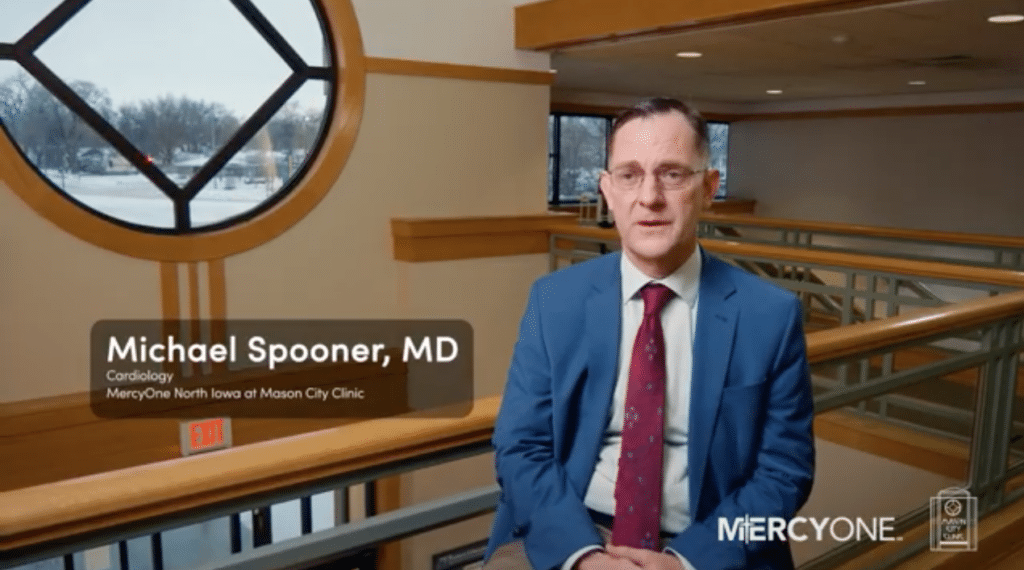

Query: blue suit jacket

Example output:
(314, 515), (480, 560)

(486, 250), (815, 570)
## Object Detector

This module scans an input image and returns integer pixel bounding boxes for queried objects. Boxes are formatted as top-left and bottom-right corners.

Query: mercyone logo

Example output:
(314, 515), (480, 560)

(717, 515), (902, 544)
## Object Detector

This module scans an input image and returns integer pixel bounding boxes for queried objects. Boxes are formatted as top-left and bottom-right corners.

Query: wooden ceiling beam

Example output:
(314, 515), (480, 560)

(515, 0), (907, 50)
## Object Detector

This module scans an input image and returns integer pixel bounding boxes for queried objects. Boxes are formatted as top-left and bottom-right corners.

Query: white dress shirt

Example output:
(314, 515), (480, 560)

(563, 249), (702, 570)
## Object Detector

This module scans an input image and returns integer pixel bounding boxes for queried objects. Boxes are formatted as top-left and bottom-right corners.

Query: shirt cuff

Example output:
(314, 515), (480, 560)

(665, 547), (698, 570)
(562, 545), (603, 570)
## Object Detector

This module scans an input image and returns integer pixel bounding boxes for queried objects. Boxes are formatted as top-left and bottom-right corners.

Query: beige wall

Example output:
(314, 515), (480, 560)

(728, 111), (1024, 237)
(0, 185), (162, 402)
(352, 0), (549, 71)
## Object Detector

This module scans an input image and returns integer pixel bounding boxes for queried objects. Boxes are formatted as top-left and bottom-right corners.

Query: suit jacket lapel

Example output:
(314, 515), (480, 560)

(575, 253), (622, 488)
(689, 251), (738, 518)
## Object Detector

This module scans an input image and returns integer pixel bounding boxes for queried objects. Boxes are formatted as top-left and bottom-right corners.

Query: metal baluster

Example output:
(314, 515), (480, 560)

(365, 480), (377, 517)
(336, 486), (350, 525)
(252, 507), (273, 547)
(64, 553), (75, 570)
(879, 277), (896, 419)
(230, 513), (242, 553)
(151, 533), (164, 570)
(119, 541), (129, 570)
(856, 274), (872, 415)
(301, 496), (313, 535)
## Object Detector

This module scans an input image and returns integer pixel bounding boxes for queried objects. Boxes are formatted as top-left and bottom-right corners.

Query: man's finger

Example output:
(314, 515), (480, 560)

(605, 544), (652, 563)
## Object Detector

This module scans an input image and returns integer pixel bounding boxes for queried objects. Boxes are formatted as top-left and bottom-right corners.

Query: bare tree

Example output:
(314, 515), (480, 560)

(0, 72), (112, 180)
(119, 95), (240, 166)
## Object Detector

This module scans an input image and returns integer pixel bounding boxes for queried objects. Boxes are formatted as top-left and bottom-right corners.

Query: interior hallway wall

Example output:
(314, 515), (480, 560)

(728, 110), (1024, 237)
(0, 0), (552, 567)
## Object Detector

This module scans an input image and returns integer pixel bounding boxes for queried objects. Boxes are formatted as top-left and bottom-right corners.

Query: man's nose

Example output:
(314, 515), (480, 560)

(636, 172), (664, 206)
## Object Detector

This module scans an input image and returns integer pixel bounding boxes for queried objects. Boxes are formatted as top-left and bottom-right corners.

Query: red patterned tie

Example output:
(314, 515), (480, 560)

(612, 283), (674, 549)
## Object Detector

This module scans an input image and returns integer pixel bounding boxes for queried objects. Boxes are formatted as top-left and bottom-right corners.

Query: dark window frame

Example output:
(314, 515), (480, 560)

(548, 111), (612, 206)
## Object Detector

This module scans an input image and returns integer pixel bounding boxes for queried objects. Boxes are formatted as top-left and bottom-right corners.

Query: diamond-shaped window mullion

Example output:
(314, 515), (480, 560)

(230, 0), (308, 74)
(18, 52), (183, 199)
(182, 72), (307, 201)
(0, 0), (336, 235)
(14, 0), (91, 54)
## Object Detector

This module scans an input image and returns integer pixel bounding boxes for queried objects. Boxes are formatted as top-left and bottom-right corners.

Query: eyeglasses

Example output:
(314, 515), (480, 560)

(605, 165), (707, 192)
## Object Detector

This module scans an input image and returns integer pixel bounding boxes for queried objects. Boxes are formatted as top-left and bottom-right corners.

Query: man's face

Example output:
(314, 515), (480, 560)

(599, 111), (719, 278)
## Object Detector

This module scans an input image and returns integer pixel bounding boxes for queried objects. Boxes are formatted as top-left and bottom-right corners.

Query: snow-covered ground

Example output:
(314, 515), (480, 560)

(48, 171), (285, 228)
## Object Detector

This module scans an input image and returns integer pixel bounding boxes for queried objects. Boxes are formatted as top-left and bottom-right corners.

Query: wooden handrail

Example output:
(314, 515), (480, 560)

(552, 227), (1024, 288)
(391, 214), (577, 238)
(3, 294), (1023, 555)
(807, 289), (1024, 364)
(700, 212), (1024, 250)
(0, 396), (500, 553)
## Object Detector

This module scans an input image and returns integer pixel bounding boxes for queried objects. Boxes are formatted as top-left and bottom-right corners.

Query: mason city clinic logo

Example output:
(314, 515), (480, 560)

(930, 487), (977, 552)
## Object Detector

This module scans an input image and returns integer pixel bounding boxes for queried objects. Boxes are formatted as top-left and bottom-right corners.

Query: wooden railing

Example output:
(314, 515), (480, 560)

(699, 212), (1024, 270)
(552, 225), (1024, 290)
(390, 212), (1024, 270)
(3, 289), (1023, 569)
(0, 399), (499, 559)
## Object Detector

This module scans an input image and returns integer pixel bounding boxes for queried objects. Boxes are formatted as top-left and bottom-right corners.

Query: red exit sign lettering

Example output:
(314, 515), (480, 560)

(180, 417), (232, 456)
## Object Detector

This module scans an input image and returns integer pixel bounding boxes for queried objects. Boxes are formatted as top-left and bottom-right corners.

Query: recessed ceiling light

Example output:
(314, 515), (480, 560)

(766, 89), (783, 95)
(676, 51), (703, 58)
(908, 80), (927, 85)
(988, 14), (1024, 23)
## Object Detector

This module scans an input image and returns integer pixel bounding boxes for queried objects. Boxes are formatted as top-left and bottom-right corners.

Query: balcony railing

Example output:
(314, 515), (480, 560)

(4, 236), (1024, 570)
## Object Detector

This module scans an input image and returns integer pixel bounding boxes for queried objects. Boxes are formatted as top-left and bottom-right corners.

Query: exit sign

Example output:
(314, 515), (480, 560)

(180, 417), (232, 456)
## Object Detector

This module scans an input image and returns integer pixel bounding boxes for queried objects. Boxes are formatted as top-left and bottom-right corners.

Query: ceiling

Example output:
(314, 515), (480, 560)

(549, 0), (1024, 104)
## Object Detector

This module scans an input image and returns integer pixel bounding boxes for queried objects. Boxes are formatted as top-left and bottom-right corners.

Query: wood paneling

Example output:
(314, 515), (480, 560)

(391, 214), (577, 262)
(551, 101), (741, 123)
(366, 57), (555, 85)
(0, 359), (409, 491)
(729, 101), (1024, 122)
(515, 0), (903, 49)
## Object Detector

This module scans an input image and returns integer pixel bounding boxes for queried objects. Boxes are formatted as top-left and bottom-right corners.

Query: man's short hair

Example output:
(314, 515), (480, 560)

(607, 97), (710, 168)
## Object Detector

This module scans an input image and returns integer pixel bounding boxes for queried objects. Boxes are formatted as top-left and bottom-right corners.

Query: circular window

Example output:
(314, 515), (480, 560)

(0, 0), (364, 260)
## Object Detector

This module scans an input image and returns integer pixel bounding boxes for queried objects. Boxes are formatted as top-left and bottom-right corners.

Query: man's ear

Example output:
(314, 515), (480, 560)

(598, 170), (610, 199)
(701, 169), (720, 208)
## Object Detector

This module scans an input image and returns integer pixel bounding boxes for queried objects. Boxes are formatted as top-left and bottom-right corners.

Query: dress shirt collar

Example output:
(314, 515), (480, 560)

(620, 248), (701, 308)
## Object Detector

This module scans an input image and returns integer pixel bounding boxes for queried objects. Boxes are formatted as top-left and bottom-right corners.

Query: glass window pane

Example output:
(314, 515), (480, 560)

(548, 114), (555, 155)
(547, 155), (555, 203)
(270, 499), (302, 543)
(191, 80), (327, 229)
(709, 122), (729, 198)
(0, 64), (175, 228)
(163, 518), (233, 570)
(36, 0), (292, 126)
(250, 0), (330, 66)
(1, 0), (334, 233)
(558, 116), (606, 201)
(0, 0), (62, 43)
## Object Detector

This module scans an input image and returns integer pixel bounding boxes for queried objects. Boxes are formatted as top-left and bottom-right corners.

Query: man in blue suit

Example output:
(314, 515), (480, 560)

(484, 98), (815, 570)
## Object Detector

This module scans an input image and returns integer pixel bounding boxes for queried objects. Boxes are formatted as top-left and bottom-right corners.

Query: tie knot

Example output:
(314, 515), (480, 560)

(640, 283), (674, 317)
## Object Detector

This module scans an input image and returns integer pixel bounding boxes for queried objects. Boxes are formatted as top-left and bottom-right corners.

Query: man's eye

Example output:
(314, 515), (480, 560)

(618, 171), (639, 182)
(663, 169), (685, 181)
